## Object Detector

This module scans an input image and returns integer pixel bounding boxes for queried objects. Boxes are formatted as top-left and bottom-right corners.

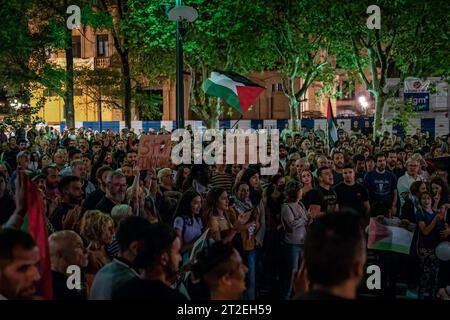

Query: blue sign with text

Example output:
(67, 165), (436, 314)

(404, 92), (429, 111)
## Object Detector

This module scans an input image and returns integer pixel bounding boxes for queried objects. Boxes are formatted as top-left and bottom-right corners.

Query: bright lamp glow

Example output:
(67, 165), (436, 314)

(358, 96), (368, 108)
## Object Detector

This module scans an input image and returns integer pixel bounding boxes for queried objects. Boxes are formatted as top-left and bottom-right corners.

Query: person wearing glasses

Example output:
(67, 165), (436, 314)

(96, 171), (127, 215)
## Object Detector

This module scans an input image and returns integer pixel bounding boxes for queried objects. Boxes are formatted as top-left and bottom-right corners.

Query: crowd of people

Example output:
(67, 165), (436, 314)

(0, 122), (449, 300)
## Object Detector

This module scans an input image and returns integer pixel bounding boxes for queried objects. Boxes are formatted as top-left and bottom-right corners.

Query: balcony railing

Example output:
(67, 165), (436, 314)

(94, 57), (111, 68)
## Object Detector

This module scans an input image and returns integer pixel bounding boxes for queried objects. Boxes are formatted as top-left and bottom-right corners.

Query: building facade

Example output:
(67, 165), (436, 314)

(32, 28), (449, 130)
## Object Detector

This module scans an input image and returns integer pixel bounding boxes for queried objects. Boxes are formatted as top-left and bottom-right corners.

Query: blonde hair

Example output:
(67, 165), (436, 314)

(79, 210), (113, 244)
(111, 204), (131, 225)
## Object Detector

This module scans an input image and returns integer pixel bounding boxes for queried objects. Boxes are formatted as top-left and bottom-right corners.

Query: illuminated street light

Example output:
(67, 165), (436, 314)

(166, 1), (198, 129)
(358, 96), (369, 116)
(358, 96), (369, 108)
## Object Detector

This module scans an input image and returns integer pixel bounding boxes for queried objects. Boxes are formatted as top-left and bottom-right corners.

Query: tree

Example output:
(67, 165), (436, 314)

(82, 0), (135, 128)
(74, 66), (122, 118)
(0, 0), (66, 126)
(29, 0), (88, 129)
(256, 0), (336, 131)
(126, 0), (272, 128)
(310, 0), (450, 139)
(1, 93), (45, 130)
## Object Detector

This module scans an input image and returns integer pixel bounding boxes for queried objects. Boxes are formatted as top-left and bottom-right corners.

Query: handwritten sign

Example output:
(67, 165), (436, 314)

(137, 134), (172, 170)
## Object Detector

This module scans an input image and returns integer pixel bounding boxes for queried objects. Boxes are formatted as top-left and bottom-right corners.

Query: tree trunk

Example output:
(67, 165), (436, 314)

(205, 114), (218, 129)
(64, 34), (75, 129)
(121, 50), (132, 128)
(289, 96), (299, 132)
(373, 93), (386, 140)
(205, 100), (220, 129)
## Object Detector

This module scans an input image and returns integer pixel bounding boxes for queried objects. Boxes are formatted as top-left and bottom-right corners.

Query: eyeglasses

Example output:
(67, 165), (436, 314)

(112, 183), (127, 188)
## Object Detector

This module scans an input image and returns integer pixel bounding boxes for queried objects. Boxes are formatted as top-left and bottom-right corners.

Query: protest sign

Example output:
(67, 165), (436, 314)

(137, 134), (172, 170)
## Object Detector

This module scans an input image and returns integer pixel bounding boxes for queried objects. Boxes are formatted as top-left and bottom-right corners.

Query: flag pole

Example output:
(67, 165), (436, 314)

(231, 114), (243, 129)
(326, 116), (330, 155)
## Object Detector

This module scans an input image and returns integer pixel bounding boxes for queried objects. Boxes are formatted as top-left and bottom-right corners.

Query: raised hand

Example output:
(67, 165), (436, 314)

(133, 165), (141, 177)
(440, 223), (450, 239)
(62, 205), (81, 230)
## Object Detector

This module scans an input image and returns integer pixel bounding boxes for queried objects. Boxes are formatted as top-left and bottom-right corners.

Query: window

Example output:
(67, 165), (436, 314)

(337, 80), (355, 100)
(72, 36), (81, 58)
(272, 83), (283, 92)
(97, 35), (109, 57)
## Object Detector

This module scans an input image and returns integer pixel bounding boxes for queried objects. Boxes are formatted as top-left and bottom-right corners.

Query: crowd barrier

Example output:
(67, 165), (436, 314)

(58, 116), (450, 139)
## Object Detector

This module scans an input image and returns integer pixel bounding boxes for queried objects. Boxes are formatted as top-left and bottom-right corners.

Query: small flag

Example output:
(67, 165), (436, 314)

(202, 70), (265, 114)
(367, 217), (415, 254)
(326, 98), (338, 149)
(21, 172), (53, 299)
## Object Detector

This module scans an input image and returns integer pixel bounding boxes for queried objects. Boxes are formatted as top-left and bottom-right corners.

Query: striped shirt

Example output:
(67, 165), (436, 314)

(211, 172), (233, 194)
(106, 234), (120, 258)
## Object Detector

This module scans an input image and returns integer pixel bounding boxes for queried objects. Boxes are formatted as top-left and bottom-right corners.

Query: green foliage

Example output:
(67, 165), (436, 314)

(1, 93), (45, 129)
(304, 0), (450, 138)
(74, 66), (123, 110)
(135, 91), (163, 120)
(386, 98), (416, 133)
(81, 4), (113, 30)
(2, 0), (449, 131)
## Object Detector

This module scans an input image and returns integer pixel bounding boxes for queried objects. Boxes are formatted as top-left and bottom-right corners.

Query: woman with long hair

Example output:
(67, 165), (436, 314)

(174, 165), (190, 192)
(430, 176), (450, 210)
(203, 187), (237, 244)
(173, 190), (204, 263)
(80, 210), (114, 288)
(280, 180), (309, 300)
(240, 168), (262, 207)
(415, 191), (446, 299)
(299, 169), (315, 210)
(284, 158), (298, 184)
(263, 174), (285, 233)
(401, 181), (428, 222)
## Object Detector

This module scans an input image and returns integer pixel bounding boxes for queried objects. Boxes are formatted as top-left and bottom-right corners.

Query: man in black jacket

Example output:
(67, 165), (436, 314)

(49, 230), (88, 300)
(49, 176), (83, 231)
(113, 223), (186, 300)
(96, 170), (127, 215)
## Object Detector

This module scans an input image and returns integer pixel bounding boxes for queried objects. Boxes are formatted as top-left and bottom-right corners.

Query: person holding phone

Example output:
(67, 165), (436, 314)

(416, 192), (446, 299)
(232, 181), (260, 300)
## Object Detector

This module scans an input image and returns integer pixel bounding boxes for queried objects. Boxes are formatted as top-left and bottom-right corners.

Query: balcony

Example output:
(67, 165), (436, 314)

(94, 57), (111, 68)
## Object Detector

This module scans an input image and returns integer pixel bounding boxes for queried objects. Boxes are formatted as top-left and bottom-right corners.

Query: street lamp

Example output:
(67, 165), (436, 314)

(167, 1), (198, 129)
(358, 96), (369, 116)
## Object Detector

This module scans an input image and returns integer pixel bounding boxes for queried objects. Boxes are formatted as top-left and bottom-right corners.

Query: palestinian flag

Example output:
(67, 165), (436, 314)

(21, 171), (53, 299)
(326, 98), (338, 149)
(367, 218), (415, 255)
(202, 70), (265, 114)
